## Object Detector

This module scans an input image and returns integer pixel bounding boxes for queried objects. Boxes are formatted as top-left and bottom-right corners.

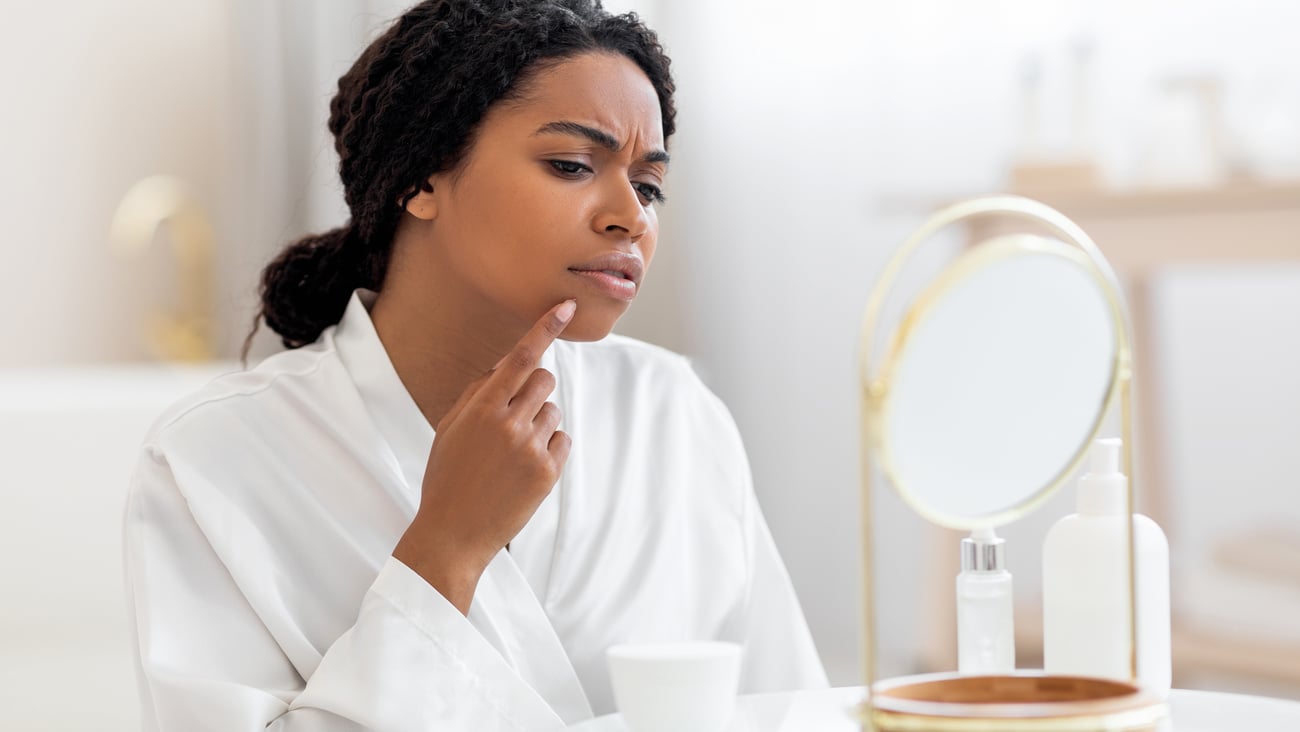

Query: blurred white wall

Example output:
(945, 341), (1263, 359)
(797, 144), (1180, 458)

(0, 0), (414, 367)
(0, 1), (243, 365)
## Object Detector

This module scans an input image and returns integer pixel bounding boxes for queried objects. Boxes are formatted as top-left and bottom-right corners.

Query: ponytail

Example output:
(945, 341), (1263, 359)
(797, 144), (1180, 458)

(243, 225), (374, 359)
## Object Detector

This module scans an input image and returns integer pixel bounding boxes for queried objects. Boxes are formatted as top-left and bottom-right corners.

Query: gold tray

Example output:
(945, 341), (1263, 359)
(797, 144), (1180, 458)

(861, 672), (1168, 731)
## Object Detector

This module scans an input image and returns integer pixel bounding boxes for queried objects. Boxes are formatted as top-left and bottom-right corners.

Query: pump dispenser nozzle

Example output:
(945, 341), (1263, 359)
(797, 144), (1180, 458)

(961, 527), (1006, 572)
(1091, 438), (1121, 474)
(1078, 438), (1127, 515)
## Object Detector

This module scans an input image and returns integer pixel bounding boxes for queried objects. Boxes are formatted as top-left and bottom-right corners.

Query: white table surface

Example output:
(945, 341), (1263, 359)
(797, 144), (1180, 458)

(568, 687), (1300, 731)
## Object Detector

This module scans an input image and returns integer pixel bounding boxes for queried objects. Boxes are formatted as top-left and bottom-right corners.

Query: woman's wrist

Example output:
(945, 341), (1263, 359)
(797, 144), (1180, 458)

(392, 524), (490, 615)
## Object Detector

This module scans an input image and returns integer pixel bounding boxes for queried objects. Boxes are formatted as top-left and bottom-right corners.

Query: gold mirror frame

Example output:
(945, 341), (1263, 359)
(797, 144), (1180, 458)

(856, 196), (1157, 729)
(874, 234), (1122, 529)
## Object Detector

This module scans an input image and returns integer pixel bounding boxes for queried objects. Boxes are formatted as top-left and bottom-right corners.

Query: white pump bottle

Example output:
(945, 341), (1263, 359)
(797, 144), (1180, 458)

(1041, 438), (1171, 695)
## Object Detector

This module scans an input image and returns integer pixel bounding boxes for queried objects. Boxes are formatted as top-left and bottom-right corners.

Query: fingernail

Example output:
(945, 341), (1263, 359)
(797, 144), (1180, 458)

(556, 299), (577, 323)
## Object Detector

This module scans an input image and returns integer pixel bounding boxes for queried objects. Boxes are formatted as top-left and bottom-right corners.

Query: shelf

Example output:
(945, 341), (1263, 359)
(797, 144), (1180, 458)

(1009, 180), (1300, 218)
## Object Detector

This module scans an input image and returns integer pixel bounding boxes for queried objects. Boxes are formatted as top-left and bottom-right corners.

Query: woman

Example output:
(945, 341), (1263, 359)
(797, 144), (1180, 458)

(124, 1), (827, 729)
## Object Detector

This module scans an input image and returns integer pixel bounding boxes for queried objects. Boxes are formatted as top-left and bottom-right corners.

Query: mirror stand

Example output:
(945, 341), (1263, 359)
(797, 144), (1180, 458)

(855, 196), (1161, 731)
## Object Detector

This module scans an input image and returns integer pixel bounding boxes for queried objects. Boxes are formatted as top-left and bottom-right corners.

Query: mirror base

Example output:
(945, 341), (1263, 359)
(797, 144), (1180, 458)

(857, 671), (1167, 731)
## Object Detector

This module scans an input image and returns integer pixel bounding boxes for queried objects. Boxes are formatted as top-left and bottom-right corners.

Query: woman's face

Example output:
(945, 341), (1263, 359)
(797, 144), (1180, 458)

(415, 51), (667, 342)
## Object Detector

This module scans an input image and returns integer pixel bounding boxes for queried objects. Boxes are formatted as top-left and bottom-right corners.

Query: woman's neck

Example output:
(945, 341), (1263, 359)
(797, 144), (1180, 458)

(368, 277), (527, 431)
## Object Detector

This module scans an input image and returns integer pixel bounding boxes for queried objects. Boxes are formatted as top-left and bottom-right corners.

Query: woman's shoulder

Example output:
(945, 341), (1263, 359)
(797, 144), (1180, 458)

(141, 337), (341, 448)
(556, 334), (753, 517)
(554, 333), (738, 430)
(554, 332), (704, 391)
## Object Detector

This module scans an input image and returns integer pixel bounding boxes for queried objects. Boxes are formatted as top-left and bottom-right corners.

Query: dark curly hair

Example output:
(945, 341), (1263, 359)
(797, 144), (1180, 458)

(244, 0), (675, 357)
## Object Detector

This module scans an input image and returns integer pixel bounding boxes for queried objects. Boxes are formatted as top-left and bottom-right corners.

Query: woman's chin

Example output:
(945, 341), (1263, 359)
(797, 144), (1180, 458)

(536, 294), (624, 342)
(558, 308), (623, 342)
(559, 319), (617, 342)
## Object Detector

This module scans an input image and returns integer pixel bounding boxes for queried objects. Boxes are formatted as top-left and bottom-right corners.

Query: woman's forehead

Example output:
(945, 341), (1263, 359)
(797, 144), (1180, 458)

(502, 53), (665, 146)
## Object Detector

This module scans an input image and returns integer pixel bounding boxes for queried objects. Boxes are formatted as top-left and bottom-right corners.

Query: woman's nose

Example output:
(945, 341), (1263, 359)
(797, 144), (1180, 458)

(592, 180), (650, 240)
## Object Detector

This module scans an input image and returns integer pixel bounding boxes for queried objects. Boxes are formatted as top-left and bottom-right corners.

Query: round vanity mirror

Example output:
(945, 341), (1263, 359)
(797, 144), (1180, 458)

(875, 235), (1120, 528)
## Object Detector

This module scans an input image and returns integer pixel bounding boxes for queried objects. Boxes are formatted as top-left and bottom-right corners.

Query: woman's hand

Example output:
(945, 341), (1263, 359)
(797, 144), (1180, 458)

(392, 300), (577, 613)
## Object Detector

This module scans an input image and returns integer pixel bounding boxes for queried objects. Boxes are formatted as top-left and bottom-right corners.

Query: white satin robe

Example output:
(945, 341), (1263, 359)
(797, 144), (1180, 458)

(124, 289), (827, 731)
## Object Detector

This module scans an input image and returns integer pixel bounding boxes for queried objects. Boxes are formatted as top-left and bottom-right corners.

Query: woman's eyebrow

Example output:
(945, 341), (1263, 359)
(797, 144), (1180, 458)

(533, 120), (670, 165)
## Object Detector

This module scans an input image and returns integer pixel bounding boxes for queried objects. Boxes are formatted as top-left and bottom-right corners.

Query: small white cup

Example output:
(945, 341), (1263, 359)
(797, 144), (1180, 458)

(606, 641), (742, 732)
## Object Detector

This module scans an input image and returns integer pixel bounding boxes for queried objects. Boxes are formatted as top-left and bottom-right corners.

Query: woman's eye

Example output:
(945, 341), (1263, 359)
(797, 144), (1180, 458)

(548, 160), (663, 206)
(635, 182), (666, 206)
(549, 160), (590, 176)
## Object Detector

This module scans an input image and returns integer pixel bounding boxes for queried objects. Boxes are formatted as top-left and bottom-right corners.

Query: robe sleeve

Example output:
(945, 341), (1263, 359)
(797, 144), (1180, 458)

(124, 445), (566, 732)
(689, 370), (830, 693)
(735, 478), (831, 692)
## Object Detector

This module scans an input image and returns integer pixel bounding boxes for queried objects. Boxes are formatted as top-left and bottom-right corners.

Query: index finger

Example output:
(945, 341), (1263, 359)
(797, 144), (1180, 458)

(485, 299), (576, 399)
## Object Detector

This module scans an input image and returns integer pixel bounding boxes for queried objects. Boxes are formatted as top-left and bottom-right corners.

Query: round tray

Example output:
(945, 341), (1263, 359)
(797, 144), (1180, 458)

(861, 672), (1168, 731)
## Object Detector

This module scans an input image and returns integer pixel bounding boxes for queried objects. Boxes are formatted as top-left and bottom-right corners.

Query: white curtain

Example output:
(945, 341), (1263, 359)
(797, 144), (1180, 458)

(227, 1), (413, 358)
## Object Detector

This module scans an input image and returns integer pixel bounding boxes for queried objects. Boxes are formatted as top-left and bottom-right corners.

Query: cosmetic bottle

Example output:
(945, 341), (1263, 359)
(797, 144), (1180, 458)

(957, 527), (1015, 674)
(1042, 438), (1171, 695)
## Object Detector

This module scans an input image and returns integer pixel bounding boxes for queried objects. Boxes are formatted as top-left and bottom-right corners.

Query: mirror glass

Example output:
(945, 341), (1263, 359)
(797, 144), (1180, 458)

(879, 235), (1117, 527)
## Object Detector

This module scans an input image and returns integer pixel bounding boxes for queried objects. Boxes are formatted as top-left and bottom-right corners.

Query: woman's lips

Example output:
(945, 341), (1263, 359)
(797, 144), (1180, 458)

(569, 269), (637, 301)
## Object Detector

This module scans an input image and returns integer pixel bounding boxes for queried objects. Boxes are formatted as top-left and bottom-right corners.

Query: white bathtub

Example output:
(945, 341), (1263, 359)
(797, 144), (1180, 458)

(0, 363), (238, 732)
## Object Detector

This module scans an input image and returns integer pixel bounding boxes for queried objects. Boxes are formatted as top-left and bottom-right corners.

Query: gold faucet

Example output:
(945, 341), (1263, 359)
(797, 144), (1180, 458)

(109, 175), (216, 362)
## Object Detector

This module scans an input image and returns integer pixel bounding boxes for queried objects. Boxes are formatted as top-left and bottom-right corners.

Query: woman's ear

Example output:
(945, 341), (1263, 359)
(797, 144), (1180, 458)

(401, 178), (439, 221)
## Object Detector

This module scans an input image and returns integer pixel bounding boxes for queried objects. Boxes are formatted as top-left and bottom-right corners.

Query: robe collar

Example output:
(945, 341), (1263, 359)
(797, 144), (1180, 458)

(332, 289), (434, 496)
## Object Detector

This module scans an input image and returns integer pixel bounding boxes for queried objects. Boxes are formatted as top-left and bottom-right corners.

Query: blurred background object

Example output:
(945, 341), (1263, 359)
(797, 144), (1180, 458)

(109, 175), (217, 362)
(2, 0), (1298, 729)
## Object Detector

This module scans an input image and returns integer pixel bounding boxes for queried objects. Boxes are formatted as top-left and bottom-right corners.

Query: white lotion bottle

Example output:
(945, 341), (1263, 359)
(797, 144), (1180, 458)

(1042, 438), (1171, 695)
(957, 527), (1015, 674)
